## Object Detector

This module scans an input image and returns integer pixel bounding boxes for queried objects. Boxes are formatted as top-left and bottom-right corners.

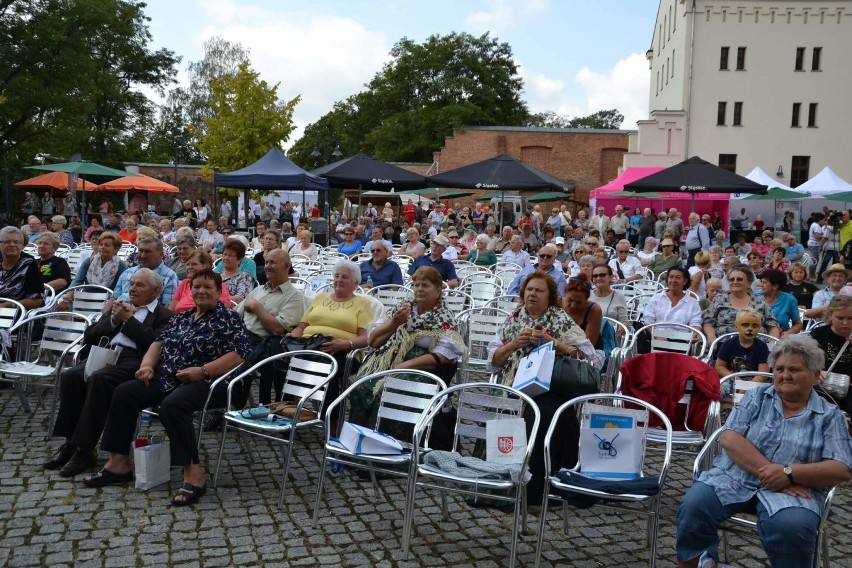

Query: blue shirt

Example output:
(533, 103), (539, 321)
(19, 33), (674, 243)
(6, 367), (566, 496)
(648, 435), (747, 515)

(757, 290), (800, 330)
(337, 241), (362, 256)
(507, 264), (567, 297)
(112, 262), (180, 306)
(699, 384), (852, 517)
(214, 257), (257, 281)
(408, 255), (458, 283)
(360, 259), (403, 287)
(785, 242), (805, 260)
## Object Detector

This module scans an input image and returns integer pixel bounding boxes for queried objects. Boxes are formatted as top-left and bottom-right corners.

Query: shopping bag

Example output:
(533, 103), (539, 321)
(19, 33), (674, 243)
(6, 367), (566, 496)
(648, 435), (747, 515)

(84, 337), (119, 381)
(339, 422), (404, 455)
(133, 437), (170, 490)
(512, 342), (555, 397)
(485, 417), (527, 464)
(579, 403), (647, 480)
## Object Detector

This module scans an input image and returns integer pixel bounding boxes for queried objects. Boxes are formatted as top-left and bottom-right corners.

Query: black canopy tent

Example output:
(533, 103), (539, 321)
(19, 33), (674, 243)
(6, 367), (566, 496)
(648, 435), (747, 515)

(311, 153), (427, 220)
(624, 156), (768, 212)
(213, 147), (329, 231)
(426, 154), (574, 228)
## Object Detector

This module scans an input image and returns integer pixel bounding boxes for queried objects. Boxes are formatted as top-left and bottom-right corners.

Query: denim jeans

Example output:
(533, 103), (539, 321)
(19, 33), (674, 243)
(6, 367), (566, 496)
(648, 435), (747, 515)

(676, 481), (820, 568)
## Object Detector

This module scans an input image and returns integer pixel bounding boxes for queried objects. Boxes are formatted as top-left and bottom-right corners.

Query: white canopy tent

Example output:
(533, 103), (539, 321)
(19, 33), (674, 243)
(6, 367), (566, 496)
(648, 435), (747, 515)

(795, 166), (852, 196)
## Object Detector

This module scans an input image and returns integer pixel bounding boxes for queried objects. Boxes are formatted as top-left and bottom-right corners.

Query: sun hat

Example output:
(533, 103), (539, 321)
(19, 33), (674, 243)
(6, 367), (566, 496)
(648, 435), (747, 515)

(822, 263), (852, 280)
(431, 234), (450, 247)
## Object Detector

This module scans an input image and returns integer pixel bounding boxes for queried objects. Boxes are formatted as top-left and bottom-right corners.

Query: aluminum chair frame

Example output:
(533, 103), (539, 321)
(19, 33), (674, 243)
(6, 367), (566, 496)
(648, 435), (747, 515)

(693, 427), (836, 568)
(534, 394), (673, 568)
(456, 307), (509, 383)
(704, 332), (778, 366)
(311, 369), (447, 528)
(458, 280), (503, 309)
(365, 284), (414, 316)
(630, 322), (708, 358)
(212, 351), (338, 507)
(402, 382), (539, 568)
(53, 284), (113, 322)
(441, 289), (474, 317)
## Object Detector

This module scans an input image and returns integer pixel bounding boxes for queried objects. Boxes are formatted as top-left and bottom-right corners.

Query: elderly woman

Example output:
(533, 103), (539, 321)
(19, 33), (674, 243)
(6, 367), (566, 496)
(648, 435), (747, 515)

(810, 296), (852, 415)
(689, 251), (711, 300)
(765, 246), (790, 273)
(382, 202), (394, 222)
(165, 235), (195, 281)
(637, 237), (657, 266)
(574, 209), (590, 232)
(65, 232), (126, 298)
(349, 267), (466, 433)
(757, 269), (802, 336)
(287, 259), (373, 404)
(82, 269), (252, 505)
(646, 238), (681, 279)
(118, 218), (137, 244)
(784, 263), (818, 309)
(219, 239), (253, 304)
(159, 219), (176, 246)
(35, 232), (72, 293)
(589, 263), (629, 330)
(708, 246), (726, 280)
(641, 266), (702, 329)
(676, 334), (852, 568)
(50, 215), (74, 247)
(84, 217), (103, 242)
(290, 229), (318, 260)
(254, 230), (282, 286)
(168, 250), (231, 313)
(466, 234), (497, 266)
(337, 226), (362, 257)
(578, 254), (597, 279)
(0, 226), (44, 309)
(703, 266), (780, 343)
(401, 227), (426, 258)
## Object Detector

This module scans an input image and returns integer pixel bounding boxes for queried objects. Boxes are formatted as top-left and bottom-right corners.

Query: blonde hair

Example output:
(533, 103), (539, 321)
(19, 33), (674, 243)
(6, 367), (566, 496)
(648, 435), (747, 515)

(735, 307), (763, 325)
(135, 226), (158, 241)
(694, 251), (711, 267)
(706, 277), (723, 290)
(824, 295), (852, 323)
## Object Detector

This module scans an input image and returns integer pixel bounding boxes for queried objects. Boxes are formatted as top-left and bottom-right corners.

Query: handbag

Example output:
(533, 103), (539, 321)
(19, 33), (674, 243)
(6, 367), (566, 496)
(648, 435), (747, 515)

(822, 339), (850, 399)
(485, 417), (527, 464)
(133, 436), (170, 490)
(280, 334), (334, 353)
(548, 355), (602, 400)
(84, 337), (120, 381)
(512, 342), (555, 397)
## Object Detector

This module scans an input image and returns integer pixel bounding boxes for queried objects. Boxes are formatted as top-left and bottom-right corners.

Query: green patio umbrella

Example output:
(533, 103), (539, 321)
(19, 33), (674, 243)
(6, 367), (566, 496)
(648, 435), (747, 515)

(826, 191), (852, 202)
(527, 191), (574, 203)
(605, 190), (665, 199)
(743, 188), (808, 200)
(479, 191), (518, 200)
(399, 188), (437, 195)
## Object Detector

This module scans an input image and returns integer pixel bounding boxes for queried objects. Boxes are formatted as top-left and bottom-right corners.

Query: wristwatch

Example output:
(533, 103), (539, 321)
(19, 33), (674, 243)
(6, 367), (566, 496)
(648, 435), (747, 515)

(783, 464), (795, 485)
(201, 365), (210, 379)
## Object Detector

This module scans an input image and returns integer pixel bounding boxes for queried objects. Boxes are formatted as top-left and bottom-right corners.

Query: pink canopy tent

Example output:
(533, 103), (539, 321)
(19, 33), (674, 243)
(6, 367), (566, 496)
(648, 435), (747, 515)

(590, 167), (730, 228)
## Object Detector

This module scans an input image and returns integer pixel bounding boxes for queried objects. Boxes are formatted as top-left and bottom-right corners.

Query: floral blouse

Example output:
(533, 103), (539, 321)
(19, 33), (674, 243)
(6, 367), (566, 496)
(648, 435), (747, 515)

(154, 301), (252, 393)
(222, 271), (254, 300)
(702, 292), (778, 337)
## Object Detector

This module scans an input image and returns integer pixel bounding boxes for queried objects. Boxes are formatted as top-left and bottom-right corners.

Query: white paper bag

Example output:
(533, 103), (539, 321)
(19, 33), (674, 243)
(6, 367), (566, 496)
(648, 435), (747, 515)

(339, 422), (404, 455)
(133, 439), (170, 490)
(579, 403), (647, 480)
(512, 342), (555, 397)
(485, 417), (527, 464)
(84, 338), (119, 381)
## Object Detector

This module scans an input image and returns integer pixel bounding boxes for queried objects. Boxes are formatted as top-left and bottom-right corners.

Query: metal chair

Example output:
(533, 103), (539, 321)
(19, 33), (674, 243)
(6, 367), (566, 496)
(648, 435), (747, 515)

(456, 307), (509, 383)
(631, 322), (708, 358)
(455, 264), (491, 282)
(391, 254), (415, 274)
(458, 280), (502, 309)
(492, 261), (523, 283)
(534, 394), (673, 568)
(54, 284), (113, 322)
(364, 284), (414, 316)
(311, 369), (447, 527)
(626, 292), (656, 322)
(602, 316), (631, 348)
(213, 351), (338, 507)
(485, 294), (519, 312)
(693, 427), (837, 568)
(703, 332), (778, 366)
(442, 289), (474, 317)
(402, 382), (539, 568)
(65, 247), (89, 277)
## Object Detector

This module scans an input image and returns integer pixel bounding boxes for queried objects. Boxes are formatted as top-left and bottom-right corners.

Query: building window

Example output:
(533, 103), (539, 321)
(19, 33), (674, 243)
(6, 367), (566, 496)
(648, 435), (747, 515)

(812, 47), (822, 71)
(719, 154), (737, 173)
(736, 47), (746, 70)
(790, 156), (810, 187)
(795, 47), (805, 71)
(717, 102), (727, 125)
(720, 46), (730, 70)
(808, 103), (818, 127)
(733, 102), (743, 126)
(791, 103), (801, 127)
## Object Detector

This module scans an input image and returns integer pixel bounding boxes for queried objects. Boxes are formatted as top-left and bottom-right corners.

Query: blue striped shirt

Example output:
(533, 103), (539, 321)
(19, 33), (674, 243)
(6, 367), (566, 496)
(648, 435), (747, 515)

(113, 262), (179, 306)
(699, 384), (852, 516)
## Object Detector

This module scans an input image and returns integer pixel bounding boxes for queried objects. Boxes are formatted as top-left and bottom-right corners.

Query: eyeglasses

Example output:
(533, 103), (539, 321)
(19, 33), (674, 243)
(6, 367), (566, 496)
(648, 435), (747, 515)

(662, 245), (673, 248)
(617, 250), (629, 254)
(538, 254), (554, 259)
(729, 277), (746, 282)
(344, 232), (354, 236)
(370, 249), (384, 253)
(1, 240), (23, 246)
(586, 241), (598, 246)
(449, 236), (459, 239)
(592, 273), (609, 278)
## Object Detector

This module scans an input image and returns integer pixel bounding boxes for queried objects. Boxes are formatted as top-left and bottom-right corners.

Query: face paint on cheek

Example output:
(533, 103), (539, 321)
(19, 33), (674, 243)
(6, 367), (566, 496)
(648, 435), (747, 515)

(736, 316), (761, 338)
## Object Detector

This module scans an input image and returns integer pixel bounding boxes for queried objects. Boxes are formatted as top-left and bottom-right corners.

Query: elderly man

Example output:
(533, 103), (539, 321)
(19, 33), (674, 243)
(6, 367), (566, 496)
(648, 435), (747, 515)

(362, 226), (392, 253)
(41, 191), (55, 215)
(521, 223), (540, 254)
(610, 205), (630, 241)
(408, 235), (459, 287)
(502, 235), (531, 269)
(199, 219), (224, 254)
(493, 225), (514, 253)
(554, 237), (571, 272)
(44, 269), (174, 477)
(111, 237), (179, 305)
(655, 211), (668, 241)
(667, 208), (685, 241)
(50, 215), (75, 247)
(483, 223), (499, 250)
(685, 212), (711, 267)
(609, 239), (644, 283)
(784, 233), (805, 263)
(590, 206), (610, 235)
(360, 240), (403, 288)
(25, 215), (42, 243)
(507, 243), (567, 299)
(637, 208), (656, 248)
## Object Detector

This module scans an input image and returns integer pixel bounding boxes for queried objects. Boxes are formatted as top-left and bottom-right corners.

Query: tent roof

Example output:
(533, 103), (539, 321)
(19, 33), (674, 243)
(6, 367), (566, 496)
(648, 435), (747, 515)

(795, 166), (852, 196)
(743, 166), (792, 191)
(624, 156), (767, 196)
(427, 154), (574, 193)
(591, 167), (665, 196)
(213, 147), (329, 191)
(311, 153), (427, 190)
(14, 171), (94, 191)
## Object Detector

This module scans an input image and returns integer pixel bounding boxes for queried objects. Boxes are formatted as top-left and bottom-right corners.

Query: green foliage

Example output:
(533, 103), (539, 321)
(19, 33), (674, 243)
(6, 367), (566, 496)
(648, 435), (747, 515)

(566, 109), (625, 129)
(195, 61), (300, 195)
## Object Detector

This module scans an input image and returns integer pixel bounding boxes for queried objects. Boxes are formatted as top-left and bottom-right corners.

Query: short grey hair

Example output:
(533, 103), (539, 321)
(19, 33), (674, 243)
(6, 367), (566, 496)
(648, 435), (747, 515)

(0, 226), (24, 242)
(136, 236), (164, 252)
(617, 239), (631, 249)
(373, 239), (393, 253)
(579, 254), (597, 265)
(768, 334), (825, 374)
(36, 231), (60, 248)
(658, 212), (667, 220)
(715, 230), (726, 239)
(132, 267), (163, 291)
(539, 243), (557, 256)
(334, 258), (362, 285)
(475, 234), (490, 245)
(644, 237), (657, 247)
(510, 235), (524, 245)
(175, 236), (196, 248)
(51, 215), (67, 226)
(727, 264), (755, 283)
(709, 245), (723, 255)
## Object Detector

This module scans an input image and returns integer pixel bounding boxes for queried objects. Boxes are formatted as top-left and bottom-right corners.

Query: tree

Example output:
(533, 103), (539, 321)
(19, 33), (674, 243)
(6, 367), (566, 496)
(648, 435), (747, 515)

(566, 109), (624, 129)
(290, 32), (530, 164)
(525, 111), (571, 129)
(195, 61), (300, 189)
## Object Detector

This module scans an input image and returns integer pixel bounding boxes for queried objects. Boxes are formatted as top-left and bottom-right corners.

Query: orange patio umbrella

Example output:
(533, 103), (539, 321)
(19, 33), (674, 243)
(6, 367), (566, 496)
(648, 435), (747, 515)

(94, 174), (178, 193)
(14, 171), (93, 191)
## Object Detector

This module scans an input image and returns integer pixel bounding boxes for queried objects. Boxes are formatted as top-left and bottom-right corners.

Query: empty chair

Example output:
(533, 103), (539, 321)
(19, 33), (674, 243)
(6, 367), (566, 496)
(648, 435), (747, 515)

(365, 284), (414, 316)
(456, 307), (509, 383)
(485, 294), (519, 313)
(458, 280), (502, 309)
(631, 322), (708, 358)
(53, 285), (113, 322)
(441, 289), (474, 317)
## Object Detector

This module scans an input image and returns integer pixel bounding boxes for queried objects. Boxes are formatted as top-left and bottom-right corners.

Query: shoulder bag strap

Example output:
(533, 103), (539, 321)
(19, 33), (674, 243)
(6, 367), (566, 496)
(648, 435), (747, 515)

(826, 338), (850, 373)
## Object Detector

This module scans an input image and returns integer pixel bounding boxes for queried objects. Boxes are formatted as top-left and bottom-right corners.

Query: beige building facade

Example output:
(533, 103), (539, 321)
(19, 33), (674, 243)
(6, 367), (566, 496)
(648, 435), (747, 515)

(625, 0), (852, 186)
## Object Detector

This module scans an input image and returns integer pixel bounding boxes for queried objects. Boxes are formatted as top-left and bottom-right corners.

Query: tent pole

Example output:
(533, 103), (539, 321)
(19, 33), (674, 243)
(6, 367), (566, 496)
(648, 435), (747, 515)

(358, 184), (363, 223)
(500, 189), (505, 230)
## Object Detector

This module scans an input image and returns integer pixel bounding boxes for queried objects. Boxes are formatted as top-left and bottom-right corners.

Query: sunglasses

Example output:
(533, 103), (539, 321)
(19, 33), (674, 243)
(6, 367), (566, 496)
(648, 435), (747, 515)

(538, 254), (554, 259)
(617, 250), (629, 254)
(592, 273), (609, 278)
(729, 277), (746, 282)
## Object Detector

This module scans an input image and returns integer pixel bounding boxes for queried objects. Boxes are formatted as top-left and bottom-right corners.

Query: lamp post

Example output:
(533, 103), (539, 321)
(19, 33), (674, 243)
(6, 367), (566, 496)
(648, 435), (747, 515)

(311, 143), (342, 243)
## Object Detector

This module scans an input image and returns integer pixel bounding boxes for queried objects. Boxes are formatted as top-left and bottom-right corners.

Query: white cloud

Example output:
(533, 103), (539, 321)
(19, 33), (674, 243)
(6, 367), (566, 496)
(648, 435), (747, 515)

(464, 0), (549, 35)
(573, 52), (650, 129)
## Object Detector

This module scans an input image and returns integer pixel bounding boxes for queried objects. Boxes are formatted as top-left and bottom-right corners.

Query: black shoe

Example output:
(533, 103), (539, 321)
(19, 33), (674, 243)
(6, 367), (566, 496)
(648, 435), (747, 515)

(202, 411), (223, 432)
(44, 443), (76, 470)
(59, 449), (96, 478)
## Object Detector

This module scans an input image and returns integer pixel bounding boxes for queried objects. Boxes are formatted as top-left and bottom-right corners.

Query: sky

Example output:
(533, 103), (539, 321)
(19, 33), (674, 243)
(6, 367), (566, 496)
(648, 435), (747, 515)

(142, 0), (660, 149)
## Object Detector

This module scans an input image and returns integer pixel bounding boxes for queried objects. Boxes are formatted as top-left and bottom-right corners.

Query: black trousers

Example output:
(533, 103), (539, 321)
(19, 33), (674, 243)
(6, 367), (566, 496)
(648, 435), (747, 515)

(101, 379), (223, 466)
(53, 350), (143, 452)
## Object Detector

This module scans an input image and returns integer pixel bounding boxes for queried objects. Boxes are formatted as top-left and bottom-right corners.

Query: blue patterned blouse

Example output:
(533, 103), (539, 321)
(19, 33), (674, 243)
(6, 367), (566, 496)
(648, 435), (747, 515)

(154, 301), (252, 393)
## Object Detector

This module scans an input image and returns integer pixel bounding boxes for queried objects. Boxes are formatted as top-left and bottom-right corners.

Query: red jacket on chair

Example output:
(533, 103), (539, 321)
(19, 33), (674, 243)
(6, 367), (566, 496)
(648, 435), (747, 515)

(619, 352), (720, 431)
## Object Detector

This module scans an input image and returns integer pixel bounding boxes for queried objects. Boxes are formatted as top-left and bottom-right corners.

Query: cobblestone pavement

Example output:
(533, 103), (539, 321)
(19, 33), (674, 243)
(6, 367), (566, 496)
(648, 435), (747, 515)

(1, 389), (850, 567)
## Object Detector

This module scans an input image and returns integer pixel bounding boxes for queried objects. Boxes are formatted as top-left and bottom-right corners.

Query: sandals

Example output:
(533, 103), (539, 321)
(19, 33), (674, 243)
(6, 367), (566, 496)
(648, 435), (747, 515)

(82, 468), (134, 487)
(171, 482), (207, 507)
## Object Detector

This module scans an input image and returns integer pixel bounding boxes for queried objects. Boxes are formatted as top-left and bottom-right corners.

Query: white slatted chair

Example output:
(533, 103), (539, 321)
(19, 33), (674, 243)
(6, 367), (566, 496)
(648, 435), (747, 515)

(213, 351), (338, 507)
(442, 289), (474, 317)
(493, 261), (523, 284)
(631, 322), (708, 358)
(116, 245), (136, 263)
(311, 369), (447, 527)
(534, 394), (673, 568)
(55, 243), (72, 258)
(458, 280), (503, 309)
(288, 277), (310, 293)
(306, 272), (335, 293)
(352, 252), (372, 263)
(65, 247), (89, 276)
(402, 383), (539, 568)
(391, 254), (415, 274)
(23, 244), (38, 257)
(455, 264), (491, 282)
(631, 279), (666, 296)
(704, 333), (778, 366)
(456, 307), (510, 383)
(718, 371), (775, 409)
(55, 285), (113, 322)
(365, 284), (414, 316)
(626, 293), (657, 322)
(0, 298), (27, 360)
(602, 316), (632, 348)
(485, 294), (520, 312)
